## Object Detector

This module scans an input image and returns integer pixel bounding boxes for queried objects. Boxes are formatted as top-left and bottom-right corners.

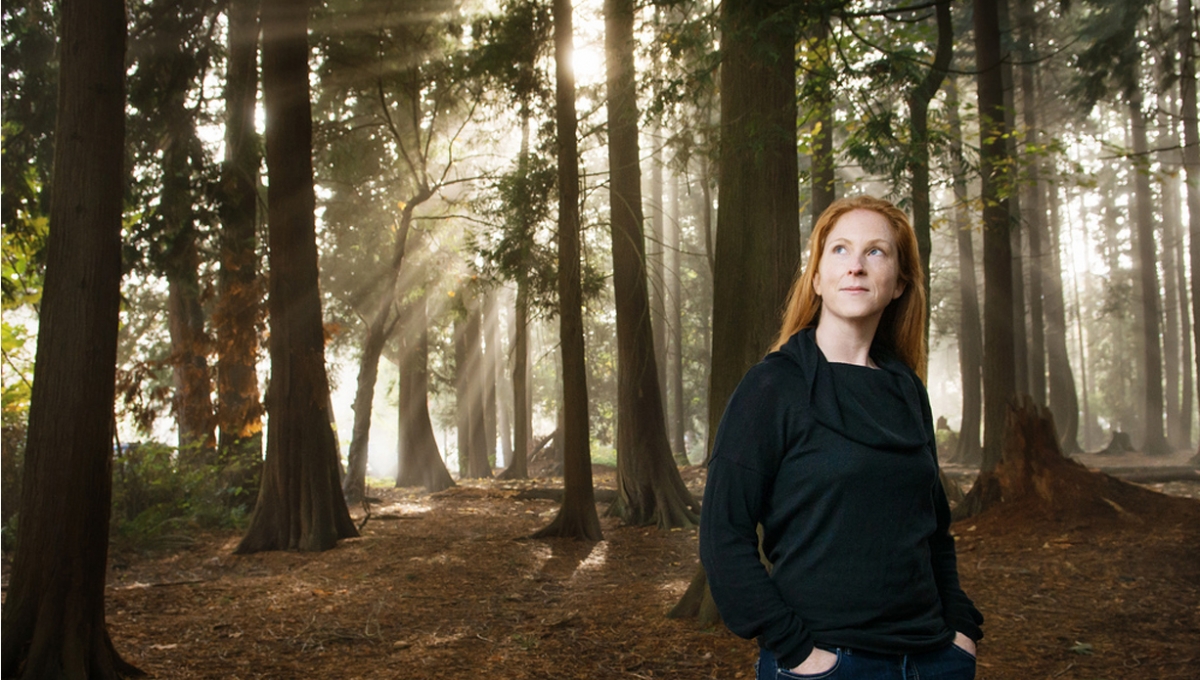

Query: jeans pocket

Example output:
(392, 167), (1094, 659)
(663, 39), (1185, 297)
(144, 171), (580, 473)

(777, 649), (842, 679)
(948, 642), (977, 662)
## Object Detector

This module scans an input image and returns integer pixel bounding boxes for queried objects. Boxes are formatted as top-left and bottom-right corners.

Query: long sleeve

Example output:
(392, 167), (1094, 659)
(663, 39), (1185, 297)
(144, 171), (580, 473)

(699, 364), (815, 669)
(917, 380), (985, 641)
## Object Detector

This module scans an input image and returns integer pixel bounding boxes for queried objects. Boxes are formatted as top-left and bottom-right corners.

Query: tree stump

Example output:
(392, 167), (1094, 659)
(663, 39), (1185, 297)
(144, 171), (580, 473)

(955, 396), (1174, 523)
(1096, 430), (1135, 456)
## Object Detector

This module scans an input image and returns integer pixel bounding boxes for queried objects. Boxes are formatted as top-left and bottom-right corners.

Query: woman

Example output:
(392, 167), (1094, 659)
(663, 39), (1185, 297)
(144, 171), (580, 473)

(700, 195), (983, 679)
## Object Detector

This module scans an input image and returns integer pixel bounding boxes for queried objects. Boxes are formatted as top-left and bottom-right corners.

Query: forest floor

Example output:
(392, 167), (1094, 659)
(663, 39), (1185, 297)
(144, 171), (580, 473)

(7, 450), (1200, 679)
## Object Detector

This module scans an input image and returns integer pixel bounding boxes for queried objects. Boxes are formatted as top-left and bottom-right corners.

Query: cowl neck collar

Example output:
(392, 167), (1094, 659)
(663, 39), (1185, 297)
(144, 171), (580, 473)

(774, 328), (928, 451)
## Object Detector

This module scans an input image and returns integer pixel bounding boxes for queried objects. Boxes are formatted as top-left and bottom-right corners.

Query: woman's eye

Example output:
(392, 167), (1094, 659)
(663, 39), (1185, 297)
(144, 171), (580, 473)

(869, 248), (884, 256)
(832, 245), (846, 254)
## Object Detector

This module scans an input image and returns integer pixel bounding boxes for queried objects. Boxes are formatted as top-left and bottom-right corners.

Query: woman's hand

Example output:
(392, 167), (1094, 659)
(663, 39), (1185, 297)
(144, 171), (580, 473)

(790, 647), (838, 674)
(952, 631), (977, 657)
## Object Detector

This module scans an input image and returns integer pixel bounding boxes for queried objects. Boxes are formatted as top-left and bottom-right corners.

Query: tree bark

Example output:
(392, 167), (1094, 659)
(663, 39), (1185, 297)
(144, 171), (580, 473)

(533, 0), (602, 541)
(669, 172), (687, 463)
(1017, 0), (1046, 405)
(342, 294), (399, 505)
(396, 288), (455, 492)
(0, 0), (140, 674)
(947, 75), (983, 466)
(1179, 0), (1200, 449)
(500, 281), (532, 479)
(1129, 87), (1170, 456)
(678, 0), (801, 625)
(706, 0), (800, 456)
(975, 0), (1017, 472)
(808, 13), (835, 227)
(907, 0), (952, 361)
(998, 0), (1028, 401)
(236, 0), (358, 553)
(1160, 93), (1187, 450)
(216, 0), (264, 507)
(602, 0), (698, 529)
(455, 296), (492, 479)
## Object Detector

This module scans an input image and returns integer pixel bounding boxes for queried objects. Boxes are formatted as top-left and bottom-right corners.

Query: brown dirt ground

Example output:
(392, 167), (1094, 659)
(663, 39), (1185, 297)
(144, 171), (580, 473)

(10, 459), (1200, 679)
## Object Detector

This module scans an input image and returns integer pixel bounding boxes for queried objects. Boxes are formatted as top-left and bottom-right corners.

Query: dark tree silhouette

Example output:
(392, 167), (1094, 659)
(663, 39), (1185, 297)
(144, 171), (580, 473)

(533, 0), (602, 541)
(236, 0), (358, 553)
(975, 0), (1016, 472)
(0, 0), (141, 675)
(602, 0), (699, 529)
(947, 75), (984, 465)
(216, 0), (265, 506)
(675, 0), (801, 624)
(396, 287), (455, 492)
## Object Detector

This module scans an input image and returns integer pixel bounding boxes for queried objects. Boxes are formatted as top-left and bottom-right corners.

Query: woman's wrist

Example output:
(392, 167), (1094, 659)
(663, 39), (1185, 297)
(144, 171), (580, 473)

(952, 631), (977, 657)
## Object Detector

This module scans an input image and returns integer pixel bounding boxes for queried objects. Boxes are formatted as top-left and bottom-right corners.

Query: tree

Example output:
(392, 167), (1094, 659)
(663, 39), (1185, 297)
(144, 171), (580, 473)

(676, 0), (802, 623)
(1178, 0), (1200, 453)
(236, 0), (358, 553)
(0, 0), (141, 675)
(533, 0), (602, 541)
(705, 0), (801, 457)
(906, 0), (952, 354)
(947, 74), (984, 465)
(455, 291), (493, 479)
(395, 279), (455, 491)
(215, 0), (265, 506)
(125, 0), (222, 465)
(805, 8), (836, 226)
(602, 0), (699, 529)
(976, 0), (1017, 472)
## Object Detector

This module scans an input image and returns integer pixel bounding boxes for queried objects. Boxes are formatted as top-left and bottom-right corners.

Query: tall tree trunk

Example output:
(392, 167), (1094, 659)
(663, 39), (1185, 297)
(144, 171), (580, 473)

(602, 0), (698, 529)
(1043, 177), (1081, 453)
(454, 297), (492, 479)
(1129, 87), (1170, 456)
(1179, 0), (1200, 451)
(161, 83), (216, 466)
(500, 281), (532, 479)
(948, 75), (983, 466)
(676, 0), (801, 625)
(496, 291), (514, 466)
(907, 0), (951, 360)
(650, 123), (667, 408)
(341, 294), (398, 505)
(705, 0), (800, 456)
(808, 13), (835, 227)
(236, 0), (358, 553)
(396, 288), (455, 492)
(0, 0), (140, 674)
(669, 172), (687, 463)
(1017, 0), (1046, 405)
(499, 116), (534, 481)
(533, 0), (602, 540)
(998, 0), (1028, 401)
(975, 0), (1016, 472)
(1160, 93), (1187, 450)
(216, 0), (264, 508)
(165, 218), (216, 463)
(483, 292), (500, 466)
(1057, 184), (1095, 449)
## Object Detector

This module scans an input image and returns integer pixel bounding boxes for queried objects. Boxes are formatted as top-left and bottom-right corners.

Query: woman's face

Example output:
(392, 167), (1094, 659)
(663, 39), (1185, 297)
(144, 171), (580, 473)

(813, 209), (905, 328)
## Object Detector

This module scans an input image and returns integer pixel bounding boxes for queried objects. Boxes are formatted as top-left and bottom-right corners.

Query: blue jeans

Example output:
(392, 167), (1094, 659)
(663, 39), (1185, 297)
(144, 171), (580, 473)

(756, 643), (976, 680)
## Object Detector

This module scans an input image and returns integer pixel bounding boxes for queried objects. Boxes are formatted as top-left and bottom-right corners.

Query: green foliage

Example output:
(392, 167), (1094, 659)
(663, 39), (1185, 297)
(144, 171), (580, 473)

(472, 152), (561, 316)
(111, 441), (248, 544)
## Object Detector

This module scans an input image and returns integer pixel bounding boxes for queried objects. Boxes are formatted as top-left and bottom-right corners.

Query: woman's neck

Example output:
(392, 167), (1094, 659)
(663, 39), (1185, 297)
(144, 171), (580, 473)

(813, 315), (881, 368)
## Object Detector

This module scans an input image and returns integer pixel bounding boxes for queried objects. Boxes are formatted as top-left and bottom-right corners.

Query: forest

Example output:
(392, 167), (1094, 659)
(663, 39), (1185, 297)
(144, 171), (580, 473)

(1, 0), (1198, 677)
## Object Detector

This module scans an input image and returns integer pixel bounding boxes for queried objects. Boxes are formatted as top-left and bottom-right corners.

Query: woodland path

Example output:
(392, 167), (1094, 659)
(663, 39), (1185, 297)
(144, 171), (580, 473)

(14, 459), (1198, 679)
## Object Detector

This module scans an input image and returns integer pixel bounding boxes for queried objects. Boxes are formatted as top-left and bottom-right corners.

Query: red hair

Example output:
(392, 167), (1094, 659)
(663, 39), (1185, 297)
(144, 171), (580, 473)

(771, 195), (927, 379)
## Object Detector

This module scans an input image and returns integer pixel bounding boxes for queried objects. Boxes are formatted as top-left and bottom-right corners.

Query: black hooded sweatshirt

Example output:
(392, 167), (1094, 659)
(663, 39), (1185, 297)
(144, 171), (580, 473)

(699, 328), (983, 670)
